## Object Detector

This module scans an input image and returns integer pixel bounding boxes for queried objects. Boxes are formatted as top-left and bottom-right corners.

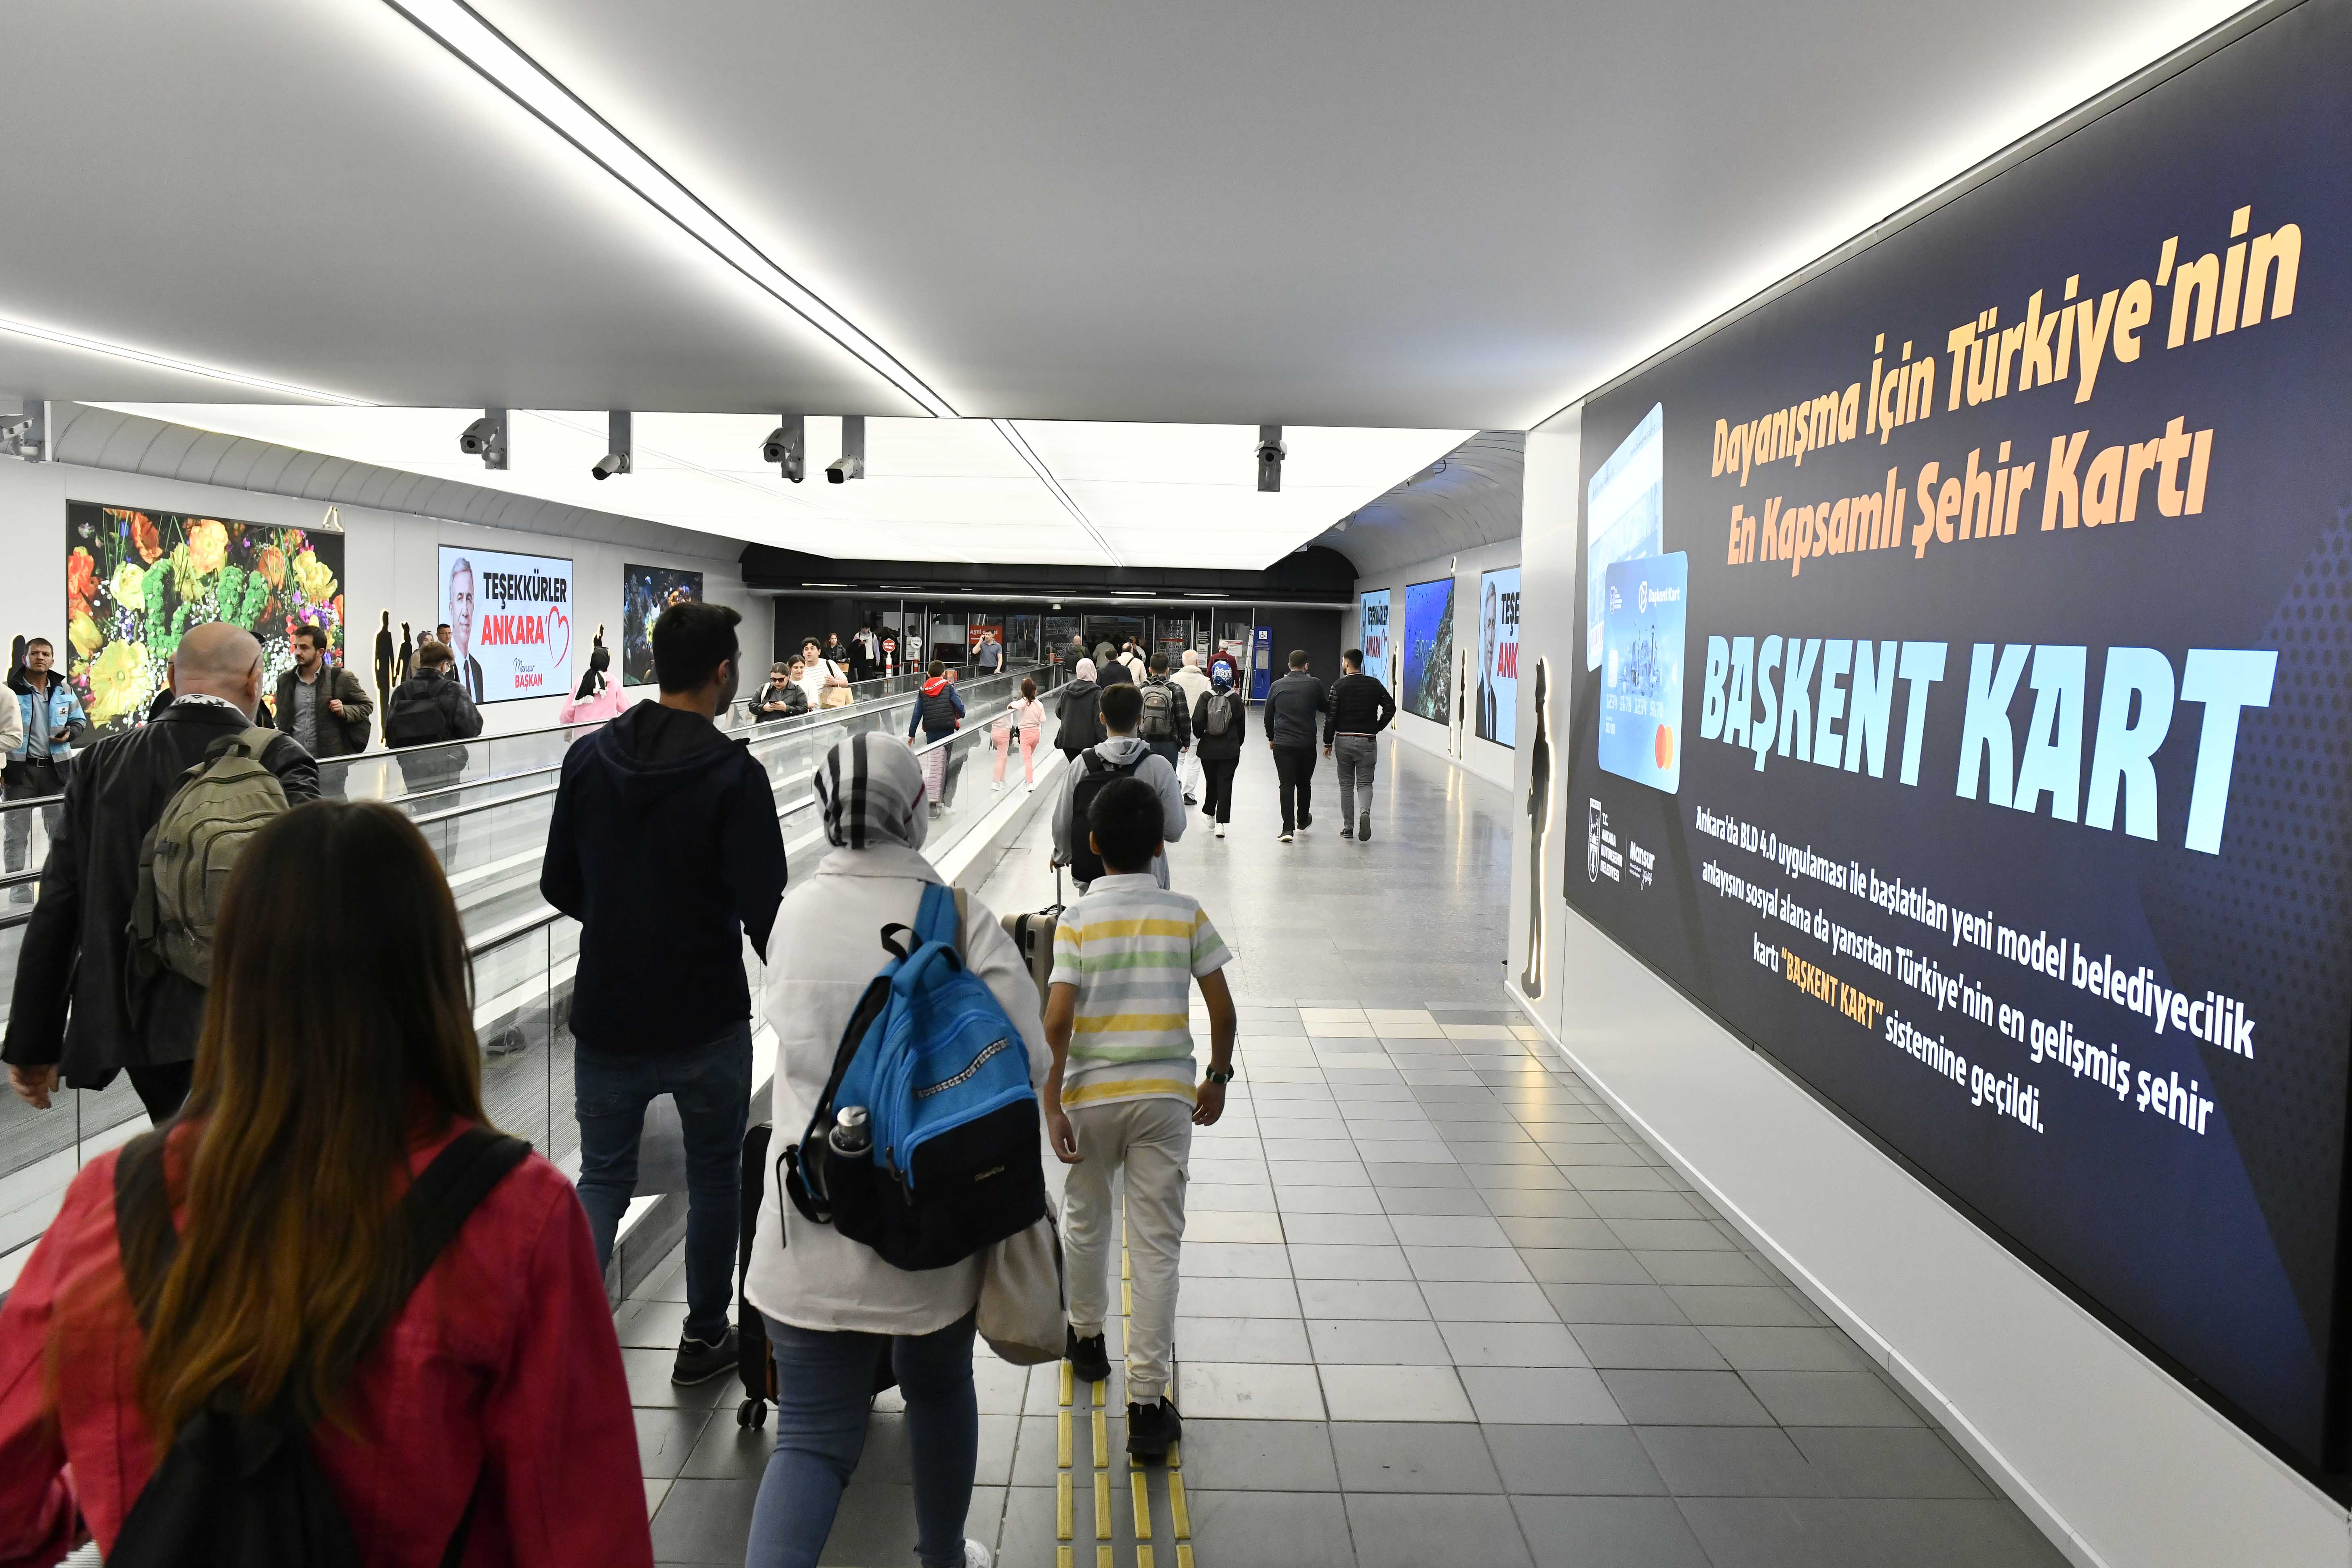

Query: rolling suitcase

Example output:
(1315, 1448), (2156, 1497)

(1000, 867), (1065, 1003)
(736, 1122), (775, 1428)
(735, 1121), (902, 1430)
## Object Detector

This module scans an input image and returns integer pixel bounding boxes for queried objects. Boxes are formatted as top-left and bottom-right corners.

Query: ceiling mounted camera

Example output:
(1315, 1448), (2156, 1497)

(457, 409), (508, 469)
(1256, 423), (1285, 492)
(590, 410), (632, 480)
(762, 414), (806, 482)
(827, 414), (866, 484)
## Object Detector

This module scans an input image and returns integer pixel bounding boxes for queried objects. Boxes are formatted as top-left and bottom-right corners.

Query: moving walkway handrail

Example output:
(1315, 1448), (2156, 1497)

(0, 659), (1046, 817)
(453, 707), (1006, 961)
(0, 664), (1060, 915)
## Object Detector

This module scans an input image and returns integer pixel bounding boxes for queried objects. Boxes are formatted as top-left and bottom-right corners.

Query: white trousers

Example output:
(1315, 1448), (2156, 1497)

(1063, 1097), (1193, 1404)
(1178, 745), (1201, 797)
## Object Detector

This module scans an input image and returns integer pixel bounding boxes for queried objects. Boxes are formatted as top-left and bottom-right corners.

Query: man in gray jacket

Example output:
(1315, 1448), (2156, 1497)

(1052, 683), (1185, 890)
(1263, 650), (1327, 842)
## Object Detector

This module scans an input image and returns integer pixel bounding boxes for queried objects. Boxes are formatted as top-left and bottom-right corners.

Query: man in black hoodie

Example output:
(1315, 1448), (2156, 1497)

(1263, 649), (1327, 843)
(542, 602), (787, 1385)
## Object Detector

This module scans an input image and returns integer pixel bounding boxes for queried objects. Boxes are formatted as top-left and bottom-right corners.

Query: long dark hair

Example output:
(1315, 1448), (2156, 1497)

(112, 802), (488, 1434)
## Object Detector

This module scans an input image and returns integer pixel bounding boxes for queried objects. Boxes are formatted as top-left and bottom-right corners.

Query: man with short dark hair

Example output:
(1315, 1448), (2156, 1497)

(384, 640), (484, 860)
(543, 600), (787, 1385)
(1052, 683), (1185, 891)
(1263, 650), (1326, 843)
(5, 637), (85, 899)
(275, 623), (374, 767)
(5, 623), (318, 1124)
(1324, 647), (1397, 843)
(1136, 652), (1192, 775)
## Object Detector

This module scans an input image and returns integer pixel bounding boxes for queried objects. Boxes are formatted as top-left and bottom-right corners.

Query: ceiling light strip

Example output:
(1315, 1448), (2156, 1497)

(0, 316), (376, 406)
(383, 0), (955, 419)
(992, 419), (1121, 566)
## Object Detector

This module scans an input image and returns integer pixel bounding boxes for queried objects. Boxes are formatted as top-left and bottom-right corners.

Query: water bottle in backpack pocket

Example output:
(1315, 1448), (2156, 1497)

(783, 882), (1045, 1271)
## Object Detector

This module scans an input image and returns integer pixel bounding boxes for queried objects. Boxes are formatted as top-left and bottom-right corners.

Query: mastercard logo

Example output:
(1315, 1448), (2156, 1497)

(1654, 724), (1675, 770)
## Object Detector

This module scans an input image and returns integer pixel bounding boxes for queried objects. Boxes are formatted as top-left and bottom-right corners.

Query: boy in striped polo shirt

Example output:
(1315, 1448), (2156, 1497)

(1044, 776), (1237, 1462)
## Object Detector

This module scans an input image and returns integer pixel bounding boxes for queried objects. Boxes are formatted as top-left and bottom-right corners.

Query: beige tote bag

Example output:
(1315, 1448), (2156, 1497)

(977, 1200), (1065, 1365)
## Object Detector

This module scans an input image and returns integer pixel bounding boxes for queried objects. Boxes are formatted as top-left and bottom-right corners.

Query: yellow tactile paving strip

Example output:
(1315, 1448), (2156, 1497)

(1053, 1200), (1192, 1568)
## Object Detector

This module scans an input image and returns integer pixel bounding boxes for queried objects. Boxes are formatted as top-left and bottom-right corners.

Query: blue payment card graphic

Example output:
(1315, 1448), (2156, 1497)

(1599, 551), (1685, 794)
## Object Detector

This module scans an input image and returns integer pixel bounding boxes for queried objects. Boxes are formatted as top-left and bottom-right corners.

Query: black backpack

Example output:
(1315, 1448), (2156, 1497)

(1057, 686), (1103, 753)
(383, 683), (454, 749)
(108, 1126), (531, 1568)
(1066, 747), (1144, 884)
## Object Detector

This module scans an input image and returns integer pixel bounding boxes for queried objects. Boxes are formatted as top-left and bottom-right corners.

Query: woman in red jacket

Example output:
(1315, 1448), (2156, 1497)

(0, 801), (651, 1568)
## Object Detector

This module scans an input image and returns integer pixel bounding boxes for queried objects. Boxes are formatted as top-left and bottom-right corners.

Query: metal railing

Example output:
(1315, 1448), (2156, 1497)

(0, 663), (1064, 1289)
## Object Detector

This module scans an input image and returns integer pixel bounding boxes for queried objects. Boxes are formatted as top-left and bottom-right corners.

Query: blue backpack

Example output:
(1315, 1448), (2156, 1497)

(783, 882), (1046, 1271)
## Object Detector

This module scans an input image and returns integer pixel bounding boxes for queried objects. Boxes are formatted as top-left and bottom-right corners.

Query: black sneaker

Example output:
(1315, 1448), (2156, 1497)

(1127, 1397), (1182, 1461)
(673, 1326), (738, 1385)
(1299, 812), (1313, 831)
(1340, 825), (1354, 840)
(1182, 793), (1198, 805)
(1358, 815), (1372, 842)
(1066, 1325), (1112, 1385)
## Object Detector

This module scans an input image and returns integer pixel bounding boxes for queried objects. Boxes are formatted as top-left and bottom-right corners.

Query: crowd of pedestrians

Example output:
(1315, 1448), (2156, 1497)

(0, 604), (1396, 1567)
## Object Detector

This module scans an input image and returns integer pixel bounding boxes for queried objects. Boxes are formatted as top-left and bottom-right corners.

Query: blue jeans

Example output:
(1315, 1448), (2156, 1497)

(748, 1311), (979, 1568)
(573, 1021), (752, 1345)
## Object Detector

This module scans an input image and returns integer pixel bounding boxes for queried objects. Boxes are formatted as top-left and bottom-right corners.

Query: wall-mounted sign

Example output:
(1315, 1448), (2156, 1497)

(439, 545), (572, 704)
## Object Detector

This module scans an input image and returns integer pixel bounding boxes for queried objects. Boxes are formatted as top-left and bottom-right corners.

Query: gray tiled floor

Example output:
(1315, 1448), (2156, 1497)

(627, 738), (2064, 1566)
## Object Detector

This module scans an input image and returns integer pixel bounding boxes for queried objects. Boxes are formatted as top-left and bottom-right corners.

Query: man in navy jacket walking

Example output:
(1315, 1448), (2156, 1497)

(543, 601), (786, 1385)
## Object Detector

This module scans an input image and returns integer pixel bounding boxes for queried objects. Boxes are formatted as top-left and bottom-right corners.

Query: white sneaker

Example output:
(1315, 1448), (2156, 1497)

(1214, 822), (1226, 838)
(961, 1541), (994, 1568)
(1278, 831), (1293, 843)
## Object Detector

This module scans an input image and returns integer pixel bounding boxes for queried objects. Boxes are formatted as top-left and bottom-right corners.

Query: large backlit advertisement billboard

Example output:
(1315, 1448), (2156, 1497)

(1474, 566), (1520, 747)
(1560, 3), (2352, 1473)
(438, 545), (573, 704)
(1402, 578), (1454, 725)
(1358, 589), (1391, 687)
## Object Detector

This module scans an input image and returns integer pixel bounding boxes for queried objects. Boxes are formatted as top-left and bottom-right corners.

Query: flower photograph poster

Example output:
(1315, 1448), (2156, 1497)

(67, 503), (345, 734)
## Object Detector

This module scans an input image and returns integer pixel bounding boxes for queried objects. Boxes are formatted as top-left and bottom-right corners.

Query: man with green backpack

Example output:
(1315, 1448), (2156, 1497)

(3, 623), (318, 1125)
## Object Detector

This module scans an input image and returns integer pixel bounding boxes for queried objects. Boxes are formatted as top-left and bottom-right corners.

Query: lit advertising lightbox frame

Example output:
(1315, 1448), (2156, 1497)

(1559, 1), (2352, 1479)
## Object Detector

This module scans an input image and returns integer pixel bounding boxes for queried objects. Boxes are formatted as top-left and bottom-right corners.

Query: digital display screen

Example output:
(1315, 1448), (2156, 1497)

(1560, 3), (2352, 1470)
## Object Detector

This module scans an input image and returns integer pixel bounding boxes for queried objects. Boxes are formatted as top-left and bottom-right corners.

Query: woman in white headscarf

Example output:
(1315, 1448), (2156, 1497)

(742, 734), (1047, 1568)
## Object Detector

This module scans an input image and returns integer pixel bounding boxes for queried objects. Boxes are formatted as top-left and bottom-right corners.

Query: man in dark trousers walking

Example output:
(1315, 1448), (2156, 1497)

(542, 601), (787, 1385)
(1324, 647), (1397, 843)
(1263, 650), (1327, 844)
(4, 623), (318, 1124)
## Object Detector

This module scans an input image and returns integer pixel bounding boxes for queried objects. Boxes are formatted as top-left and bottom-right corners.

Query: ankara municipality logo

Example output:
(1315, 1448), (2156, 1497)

(1638, 581), (1650, 613)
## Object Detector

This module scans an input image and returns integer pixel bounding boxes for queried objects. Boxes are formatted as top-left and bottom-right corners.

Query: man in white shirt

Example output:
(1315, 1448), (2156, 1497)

(1169, 649), (1212, 805)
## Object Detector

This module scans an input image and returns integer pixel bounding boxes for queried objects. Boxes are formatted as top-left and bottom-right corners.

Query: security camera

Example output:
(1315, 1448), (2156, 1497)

(591, 410), (631, 480)
(827, 414), (866, 484)
(762, 415), (806, 482)
(0, 407), (40, 461)
(458, 410), (508, 469)
(1256, 423), (1285, 493)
